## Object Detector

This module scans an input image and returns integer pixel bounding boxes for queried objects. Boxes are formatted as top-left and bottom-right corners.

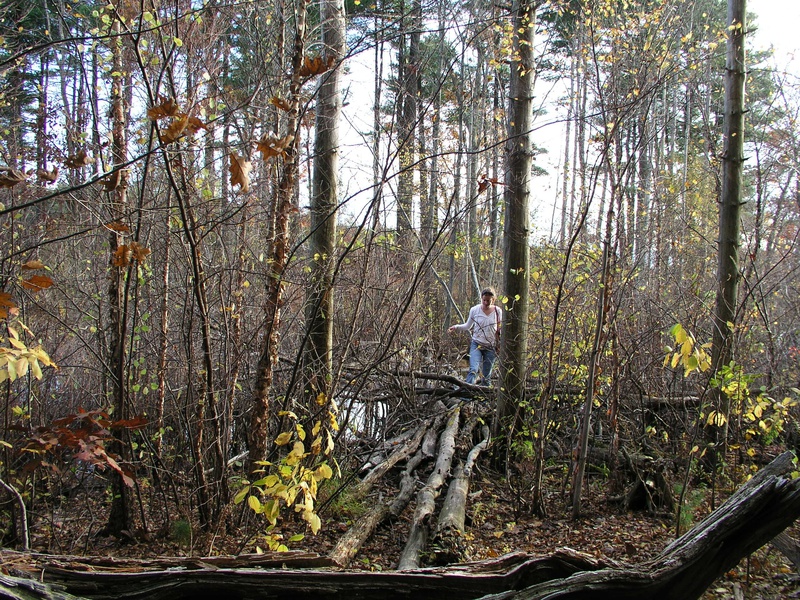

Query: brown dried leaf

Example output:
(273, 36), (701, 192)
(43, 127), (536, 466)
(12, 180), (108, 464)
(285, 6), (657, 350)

(21, 260), (46, 271)
(185, 116), (208, 135)
(147, 97), (181, 120)
(106, 221), (131, 233)
(0, 168), (27, 188)
(101, 171), (122, 192)
(113, 245), (131, 267)
(160, 115), (189, 144)
(298, 54), (336, 78)
(65, 150), (94, 169)
(229, 153), (252, 193)
(129, 242), (151, 263)
(37, 167), (59, 184)
(0, 292), (16, 308)
(22, 274), (54, 292)
(270, 96), (293, 112)
(256, 134), (295, 161)
(0, 291), (17, 318)
(477, 174), (501, 193)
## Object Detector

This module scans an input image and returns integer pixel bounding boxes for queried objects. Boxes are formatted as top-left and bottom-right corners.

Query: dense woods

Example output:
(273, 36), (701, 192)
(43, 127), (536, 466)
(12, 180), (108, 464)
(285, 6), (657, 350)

(1, 0), (799, 594)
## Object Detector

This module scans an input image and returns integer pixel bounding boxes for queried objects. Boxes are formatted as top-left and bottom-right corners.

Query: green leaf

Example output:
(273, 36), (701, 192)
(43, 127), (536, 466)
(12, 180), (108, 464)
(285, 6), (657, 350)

(248, 494), (262, 513)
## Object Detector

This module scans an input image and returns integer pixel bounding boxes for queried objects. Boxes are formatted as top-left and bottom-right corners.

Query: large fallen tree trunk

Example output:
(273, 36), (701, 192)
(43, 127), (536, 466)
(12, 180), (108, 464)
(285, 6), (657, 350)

(397, 406), (461, 570)
(328, 416), (443, 567)
(4, 453), (800, 600)
(432, 425), (490, 563)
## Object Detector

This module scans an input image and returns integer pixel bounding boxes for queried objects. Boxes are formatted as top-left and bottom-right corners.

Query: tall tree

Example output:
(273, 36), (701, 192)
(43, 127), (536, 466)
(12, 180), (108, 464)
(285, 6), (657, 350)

(305, 0), (346, 397)
(494, 0), (535, 451)
(709, 0), (746, 460)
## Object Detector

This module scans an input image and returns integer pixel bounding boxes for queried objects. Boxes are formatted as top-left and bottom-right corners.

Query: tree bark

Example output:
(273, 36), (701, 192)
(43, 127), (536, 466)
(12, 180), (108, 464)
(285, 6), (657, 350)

(708, 0), (746, 461)
(305, 0), (345, 398)
(494, 0), (535, 442)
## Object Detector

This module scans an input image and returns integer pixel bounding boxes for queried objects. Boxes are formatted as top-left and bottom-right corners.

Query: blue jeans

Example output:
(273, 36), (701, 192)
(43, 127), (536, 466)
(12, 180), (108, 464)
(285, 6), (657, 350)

(466, 339), (497, 385)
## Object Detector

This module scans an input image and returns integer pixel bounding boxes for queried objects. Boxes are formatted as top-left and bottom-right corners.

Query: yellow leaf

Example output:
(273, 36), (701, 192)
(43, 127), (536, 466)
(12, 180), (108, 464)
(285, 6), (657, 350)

(314, 463), (333, 480)
(305, 511), (321, 534)
(275, 431), (293, 446)
(30, 359), (42, 380)
(248, 495), (262, 513)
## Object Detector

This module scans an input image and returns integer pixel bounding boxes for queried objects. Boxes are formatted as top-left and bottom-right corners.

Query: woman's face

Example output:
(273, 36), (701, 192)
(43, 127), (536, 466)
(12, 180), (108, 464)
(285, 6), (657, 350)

(481, 293), (494, 307)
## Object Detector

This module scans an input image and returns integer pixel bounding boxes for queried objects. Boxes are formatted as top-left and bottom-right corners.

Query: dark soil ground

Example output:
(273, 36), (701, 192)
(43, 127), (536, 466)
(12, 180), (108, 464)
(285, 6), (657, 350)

(28, 463), (797, 600)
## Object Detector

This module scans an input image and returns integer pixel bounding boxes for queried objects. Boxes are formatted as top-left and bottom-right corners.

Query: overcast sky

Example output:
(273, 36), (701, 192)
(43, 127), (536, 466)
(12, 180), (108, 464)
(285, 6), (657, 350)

(752, 0), (800, 73)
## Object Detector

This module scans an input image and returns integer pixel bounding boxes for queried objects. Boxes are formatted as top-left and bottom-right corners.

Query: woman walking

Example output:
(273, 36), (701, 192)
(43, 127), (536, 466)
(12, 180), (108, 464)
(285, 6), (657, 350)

(448, 287), (503, 385)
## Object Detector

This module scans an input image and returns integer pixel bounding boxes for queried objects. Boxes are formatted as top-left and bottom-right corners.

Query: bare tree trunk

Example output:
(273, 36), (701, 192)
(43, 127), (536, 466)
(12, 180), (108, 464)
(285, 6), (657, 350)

(248, 0), (308, 473)
(305, 0), (345, 399)
(494, 0), (535, 446)
(104, 15), (132, 537)
(708, 0), (746, 464)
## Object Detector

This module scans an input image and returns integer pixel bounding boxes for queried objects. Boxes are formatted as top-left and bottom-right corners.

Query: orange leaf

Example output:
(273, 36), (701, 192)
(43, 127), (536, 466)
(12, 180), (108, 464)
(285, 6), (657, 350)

(147, 97), (181, 120)
(22, 274), (54, 292)
(0, 168), (27, 188)
(0, 291), (16, 319)
(37, 167), (59, 184)
(298, 54), (336, 78)
(270, 96), (292, 112)
(64, 150), (94, 168)
(256, 134), (295, 161)
(113, 245), (131, 267)
(229, 152), (252, 193)
(129, 241), (151, 263)
(106, 221), (130, 233)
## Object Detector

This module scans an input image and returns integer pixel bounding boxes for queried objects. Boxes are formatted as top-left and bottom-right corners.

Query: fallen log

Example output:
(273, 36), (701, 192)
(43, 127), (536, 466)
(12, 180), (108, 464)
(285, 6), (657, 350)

(352, 418), (430, 499)
(397, 406), (461, 570)
(433, 425), (490, 564)
(486, 451), (800, 599)
(4, 453), (800, 600)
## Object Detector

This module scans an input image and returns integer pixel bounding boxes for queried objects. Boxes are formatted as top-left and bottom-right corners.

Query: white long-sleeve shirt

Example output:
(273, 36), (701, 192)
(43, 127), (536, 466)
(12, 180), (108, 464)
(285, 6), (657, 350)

(452, 304), (502, 347)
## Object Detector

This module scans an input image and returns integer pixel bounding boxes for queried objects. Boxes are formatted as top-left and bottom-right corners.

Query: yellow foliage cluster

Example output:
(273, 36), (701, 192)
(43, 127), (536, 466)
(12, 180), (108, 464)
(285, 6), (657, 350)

(0, 322), (57, 384)
(236, 400), (339, 544)
(664, 323), (712, 377)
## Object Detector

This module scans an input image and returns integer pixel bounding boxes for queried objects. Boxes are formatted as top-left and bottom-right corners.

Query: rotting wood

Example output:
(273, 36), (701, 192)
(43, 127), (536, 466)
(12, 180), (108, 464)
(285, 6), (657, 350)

(397, 405), (461, 570)
(771, 531), (800, 573)
(485, 451), (800, 599)
(351, 418), (430, 499)
(329, 427), (433, 567)
(433, 425), (491, 564)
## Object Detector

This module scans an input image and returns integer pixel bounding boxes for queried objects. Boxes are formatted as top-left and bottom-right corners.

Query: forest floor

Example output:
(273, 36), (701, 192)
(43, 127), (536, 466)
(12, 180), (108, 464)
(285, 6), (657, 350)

(34, 463), (800, 600)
